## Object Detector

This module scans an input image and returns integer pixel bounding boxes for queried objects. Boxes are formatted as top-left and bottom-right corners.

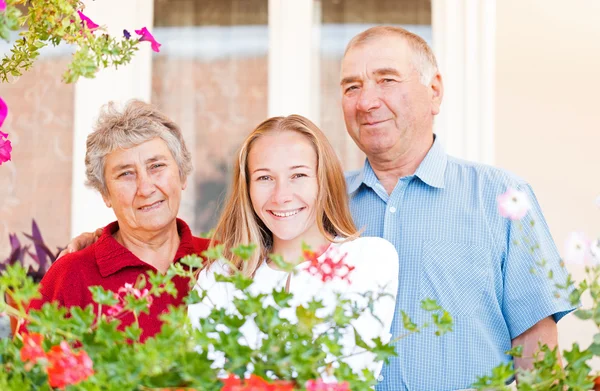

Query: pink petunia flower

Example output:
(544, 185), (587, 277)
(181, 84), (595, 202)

(497, 187), (531, 220)
(564, 232), (590, 265)
(0, 96), (7, 127)
(77, 10), (99, 30)
(0, 130), (12, 165)
(0, 0), (6, 13)
(135, 27), (161, 52)
(306, 379), (351, 391)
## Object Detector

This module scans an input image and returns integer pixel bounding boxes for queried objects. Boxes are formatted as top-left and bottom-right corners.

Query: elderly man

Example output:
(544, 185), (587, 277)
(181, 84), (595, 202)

(340, 26), (575, 390)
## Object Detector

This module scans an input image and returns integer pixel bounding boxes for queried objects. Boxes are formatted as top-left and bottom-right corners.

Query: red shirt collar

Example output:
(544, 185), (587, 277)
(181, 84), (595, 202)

(95, 218), (196, 278)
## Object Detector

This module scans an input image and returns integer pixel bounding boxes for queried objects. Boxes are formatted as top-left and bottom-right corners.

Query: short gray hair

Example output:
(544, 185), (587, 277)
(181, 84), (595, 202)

(345, 26), (439, 86)
(85, 100), (192, 195)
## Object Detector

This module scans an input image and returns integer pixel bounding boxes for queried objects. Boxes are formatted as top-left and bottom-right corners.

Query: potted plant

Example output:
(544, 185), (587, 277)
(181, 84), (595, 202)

(1, 219), (61, 335)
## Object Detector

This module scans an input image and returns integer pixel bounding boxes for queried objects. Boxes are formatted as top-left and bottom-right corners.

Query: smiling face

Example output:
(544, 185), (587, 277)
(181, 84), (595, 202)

(102, 137), (187, 236)
(340, 34), (442, 160)
(247, 131), (320, 244)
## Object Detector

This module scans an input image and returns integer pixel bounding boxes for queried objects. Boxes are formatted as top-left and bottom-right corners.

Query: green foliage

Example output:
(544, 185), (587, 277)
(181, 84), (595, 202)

(472, 223), (600, 390)
(0, 0), (142, 83)
(0, 243), (454, 390)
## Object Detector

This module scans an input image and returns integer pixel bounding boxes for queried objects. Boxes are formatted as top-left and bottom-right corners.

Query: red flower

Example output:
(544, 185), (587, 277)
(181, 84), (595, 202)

(304, 246), (354, 283)
(305, 379), (350, 391)
(221, 374), (294, 391)
(20, 333), (46, 363)
(77, 10), (99, 30)
(135, 27), (161, 52)
(46, 341), (94, 389)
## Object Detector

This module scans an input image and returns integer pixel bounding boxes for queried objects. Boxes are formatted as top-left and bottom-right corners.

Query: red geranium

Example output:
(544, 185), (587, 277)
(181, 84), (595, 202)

(46, 341), (94, 389)
(20, 332), (45, 363)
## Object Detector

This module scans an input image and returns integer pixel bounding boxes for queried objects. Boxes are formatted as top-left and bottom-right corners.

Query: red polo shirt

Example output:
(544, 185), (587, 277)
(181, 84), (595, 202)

(26, 218), (210, 341)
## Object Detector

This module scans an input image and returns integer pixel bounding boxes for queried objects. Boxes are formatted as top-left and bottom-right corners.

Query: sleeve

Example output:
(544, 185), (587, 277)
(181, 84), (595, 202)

(502, 183), (577, 339)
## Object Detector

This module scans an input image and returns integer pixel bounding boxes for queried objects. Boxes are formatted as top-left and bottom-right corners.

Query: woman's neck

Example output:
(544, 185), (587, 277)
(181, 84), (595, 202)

(114, 220), (180, 274)
(271, 225), (331, 268)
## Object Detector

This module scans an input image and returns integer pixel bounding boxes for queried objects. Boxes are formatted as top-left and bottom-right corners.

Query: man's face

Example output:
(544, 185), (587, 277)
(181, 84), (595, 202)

(340, 35), (442, 159)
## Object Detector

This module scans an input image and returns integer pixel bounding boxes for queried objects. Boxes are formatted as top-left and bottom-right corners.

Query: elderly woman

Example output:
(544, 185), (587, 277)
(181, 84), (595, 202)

(25, 100), (210, 341)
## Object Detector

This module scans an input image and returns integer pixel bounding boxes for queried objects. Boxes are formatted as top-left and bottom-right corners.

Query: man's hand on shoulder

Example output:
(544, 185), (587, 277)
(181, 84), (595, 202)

(57, 228), (103, 259)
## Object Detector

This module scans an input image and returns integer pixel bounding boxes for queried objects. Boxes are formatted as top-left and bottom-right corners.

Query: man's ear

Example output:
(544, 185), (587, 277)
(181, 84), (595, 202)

(430, 72), (444, 116)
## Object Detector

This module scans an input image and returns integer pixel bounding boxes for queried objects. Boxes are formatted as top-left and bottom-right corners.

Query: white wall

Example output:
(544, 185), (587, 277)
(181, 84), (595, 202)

(495, 0), (600, 366)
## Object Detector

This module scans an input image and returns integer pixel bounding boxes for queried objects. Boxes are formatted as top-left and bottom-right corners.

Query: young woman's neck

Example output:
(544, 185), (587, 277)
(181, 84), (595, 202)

(271, 225), (331, 267)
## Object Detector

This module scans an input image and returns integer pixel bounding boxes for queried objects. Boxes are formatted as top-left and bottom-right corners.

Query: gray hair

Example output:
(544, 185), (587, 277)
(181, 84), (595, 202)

(345, 26), (439, 86)
(85, 100), (192, 195)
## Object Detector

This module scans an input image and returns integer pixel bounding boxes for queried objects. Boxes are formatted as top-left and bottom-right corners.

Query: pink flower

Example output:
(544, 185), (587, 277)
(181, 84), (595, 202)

(0, 0), (6, 13)
(77, 10), (99, 30)
(0, 96), (7, 127)
(135, 27), (161, 52)
(306, 379), (351, 391)
(564, 232), (590, 265)
(0, 130), (12, 165)
(497, 187), (531, 220)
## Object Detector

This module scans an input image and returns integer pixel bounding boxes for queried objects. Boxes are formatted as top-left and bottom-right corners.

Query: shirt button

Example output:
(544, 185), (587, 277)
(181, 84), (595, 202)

(378, 375), (384, 382)
(389, 206), (397, 213)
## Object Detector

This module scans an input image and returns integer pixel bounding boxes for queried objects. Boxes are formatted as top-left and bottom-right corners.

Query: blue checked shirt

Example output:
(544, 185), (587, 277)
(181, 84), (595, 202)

(346, 136), (576, 391)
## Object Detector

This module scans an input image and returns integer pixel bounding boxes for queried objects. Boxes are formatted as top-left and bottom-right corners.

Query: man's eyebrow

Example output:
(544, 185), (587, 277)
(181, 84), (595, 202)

(340, 76), (361, 86)
(373, 68), (402, 77)
(340, 68), (403, 86)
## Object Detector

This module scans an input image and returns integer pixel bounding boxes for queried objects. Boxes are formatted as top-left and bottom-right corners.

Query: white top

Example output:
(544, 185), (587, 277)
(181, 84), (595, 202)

(188, 236), (399, 379)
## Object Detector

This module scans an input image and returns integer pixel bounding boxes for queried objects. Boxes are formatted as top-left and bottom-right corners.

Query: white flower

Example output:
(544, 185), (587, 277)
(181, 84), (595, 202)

(564, 232), (590, 265)
(497, 187), (532, 220)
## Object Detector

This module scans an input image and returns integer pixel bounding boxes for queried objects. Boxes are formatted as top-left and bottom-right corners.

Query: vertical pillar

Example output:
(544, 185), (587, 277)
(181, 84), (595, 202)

(268, 0), (319, 120)
(431, 0), (496, 164)
(71, 0), (154, 235)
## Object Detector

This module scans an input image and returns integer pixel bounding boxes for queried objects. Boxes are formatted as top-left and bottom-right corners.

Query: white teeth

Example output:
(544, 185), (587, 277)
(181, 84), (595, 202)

(271, 209), (300, 218)
(140, 201), (162, 211)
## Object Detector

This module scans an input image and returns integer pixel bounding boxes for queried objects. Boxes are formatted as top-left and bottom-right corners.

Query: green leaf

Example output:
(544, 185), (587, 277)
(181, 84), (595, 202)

(231, 244), (257, 261)
(420, 298), (442, 311)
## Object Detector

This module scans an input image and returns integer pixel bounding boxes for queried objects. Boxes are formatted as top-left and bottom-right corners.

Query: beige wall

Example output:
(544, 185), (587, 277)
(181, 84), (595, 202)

(495, 0), (600, 363)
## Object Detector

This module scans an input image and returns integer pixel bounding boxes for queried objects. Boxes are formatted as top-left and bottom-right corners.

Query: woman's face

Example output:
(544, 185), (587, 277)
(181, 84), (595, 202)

(102, 137), (186, 235)
(248, 131), (319, 244)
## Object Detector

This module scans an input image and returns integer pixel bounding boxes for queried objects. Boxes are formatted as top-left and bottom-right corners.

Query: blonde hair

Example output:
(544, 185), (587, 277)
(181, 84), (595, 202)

(85, 100), (192, 196)
(210, 115), (358, 276)
(345, 25), (439, 85)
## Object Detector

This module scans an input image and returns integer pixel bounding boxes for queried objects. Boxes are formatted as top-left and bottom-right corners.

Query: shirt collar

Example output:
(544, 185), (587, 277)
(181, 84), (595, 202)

(95, 218), (195, 278)
(413, 135), (447, 189)
(346, 134), (447, 193)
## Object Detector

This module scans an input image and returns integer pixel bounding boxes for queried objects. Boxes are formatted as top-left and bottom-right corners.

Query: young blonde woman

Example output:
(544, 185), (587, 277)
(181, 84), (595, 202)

(188, 115), (399, 379)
